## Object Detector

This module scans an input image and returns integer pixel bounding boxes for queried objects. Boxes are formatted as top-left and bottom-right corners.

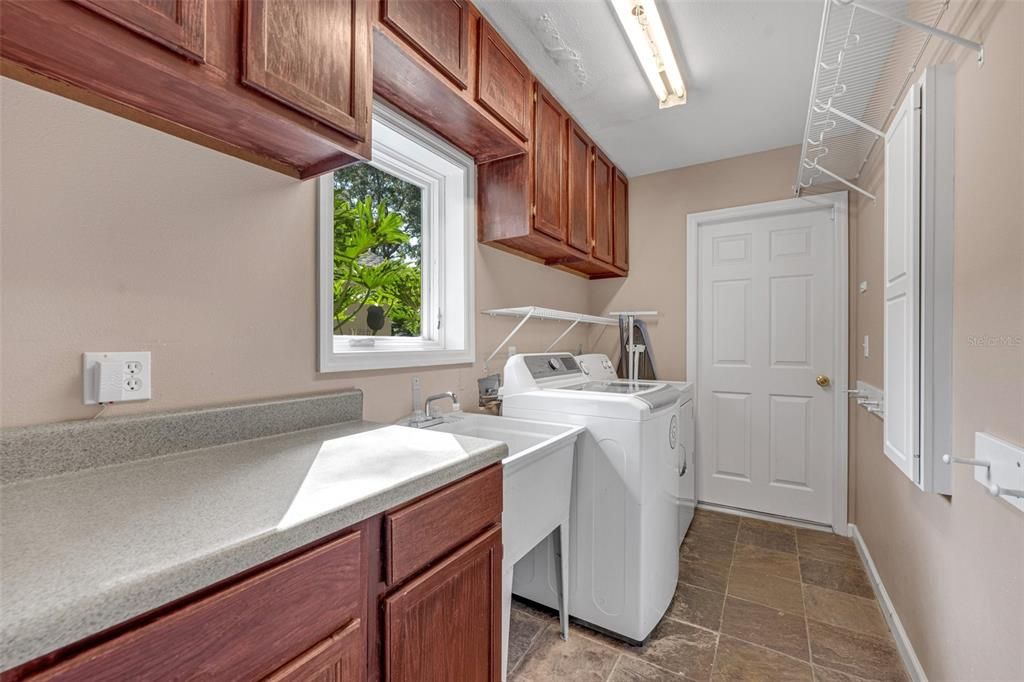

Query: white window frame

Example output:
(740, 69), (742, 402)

(317, 102), (475, 372)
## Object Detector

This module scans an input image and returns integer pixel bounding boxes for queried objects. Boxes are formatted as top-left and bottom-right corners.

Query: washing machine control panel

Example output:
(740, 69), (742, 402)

(523, 354), (580, 379)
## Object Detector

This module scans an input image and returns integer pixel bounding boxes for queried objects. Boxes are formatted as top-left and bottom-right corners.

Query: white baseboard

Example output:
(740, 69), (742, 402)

(848, 523), (928, 682)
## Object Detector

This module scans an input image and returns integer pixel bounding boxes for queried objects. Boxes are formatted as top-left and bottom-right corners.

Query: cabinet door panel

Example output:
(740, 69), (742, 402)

(71, 0), (206, 61)
(29, 531), (366, 681)
(533, 85), (567, 242)
(244, 0), (371, 141)
(386, 465), (502, 586)
(265, 619), (364, 681)
(566, 121), (592, 256)
(381, 0), (470, 89)
(476, 20), (530, 140)
(613, 170), (629, 271)
(384, 526), (502, 682)
(592, 151), (614, 264)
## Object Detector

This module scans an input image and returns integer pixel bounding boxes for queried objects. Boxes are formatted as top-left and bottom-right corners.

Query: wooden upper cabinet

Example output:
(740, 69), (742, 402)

(476, 19), (531, 141)
(613, 170), (629, 271)
(384, 526), (502, 682)
(592, 150), (614, 264)
(566, 120), (593, 257)
(533, 84), (567, 242)
(70, 0), (206, 62)
(243, 0), (371, 142)
(380, 0), (471, 89)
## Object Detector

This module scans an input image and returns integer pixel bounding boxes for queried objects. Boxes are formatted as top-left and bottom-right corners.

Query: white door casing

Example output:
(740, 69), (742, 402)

(686, 194), (848, 529)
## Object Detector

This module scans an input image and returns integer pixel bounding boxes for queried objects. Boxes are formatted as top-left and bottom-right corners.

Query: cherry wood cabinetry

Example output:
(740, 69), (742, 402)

(592, 150), (615, 265)
(532, 84), (568, 242)
(478, 84), (628, 277)
(265, 620), (365, 682)
(373, 6), (527, 164)
(566, 120), (593, 257)
(0, 0), (371, 178)
(385, 465), (502, 585)
(243, 0), (371, 142)
(21, 531), (367, 681)
(380, 0), (471, 89)
(3, 465), (503, 682)
(613, 170), (630, 273)
(70, 0), (207, 62)
(475, 21), (531, 141)
(384, 527), (502, 681)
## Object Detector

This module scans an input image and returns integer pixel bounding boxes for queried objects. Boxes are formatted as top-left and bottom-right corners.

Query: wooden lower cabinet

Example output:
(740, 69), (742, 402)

(266, 619), (365, 681)
(384, 526), (502, 682)
(5, 465), (503, 682)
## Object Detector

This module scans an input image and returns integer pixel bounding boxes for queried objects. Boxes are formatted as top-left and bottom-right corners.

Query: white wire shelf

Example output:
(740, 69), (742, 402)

(483, 307), (617, 326)
(795, 0), (983, 200)
(481, 306), (618, 366)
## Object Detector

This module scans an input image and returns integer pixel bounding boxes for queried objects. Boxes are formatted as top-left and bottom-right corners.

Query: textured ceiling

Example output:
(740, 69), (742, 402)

(474, 0), (825, 177)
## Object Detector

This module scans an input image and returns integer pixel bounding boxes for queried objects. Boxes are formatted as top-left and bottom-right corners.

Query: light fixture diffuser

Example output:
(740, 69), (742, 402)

(609, 0), (687, 108)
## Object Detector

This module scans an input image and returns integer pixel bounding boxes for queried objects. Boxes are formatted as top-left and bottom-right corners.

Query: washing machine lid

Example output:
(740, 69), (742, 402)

(552, 381), (681, 410)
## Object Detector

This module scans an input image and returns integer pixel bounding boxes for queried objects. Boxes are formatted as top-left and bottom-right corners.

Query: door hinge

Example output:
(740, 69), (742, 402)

(437, 309), (443, 331)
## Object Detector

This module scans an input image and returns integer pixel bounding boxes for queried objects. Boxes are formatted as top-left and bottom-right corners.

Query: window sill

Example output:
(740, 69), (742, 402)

(318, 346), (474, 373)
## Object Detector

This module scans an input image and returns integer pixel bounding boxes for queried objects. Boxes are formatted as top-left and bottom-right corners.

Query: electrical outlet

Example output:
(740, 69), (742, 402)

(83, 352), (152, 405)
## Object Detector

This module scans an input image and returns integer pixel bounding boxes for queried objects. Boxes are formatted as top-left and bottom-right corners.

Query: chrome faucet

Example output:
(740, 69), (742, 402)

(410, 391), (460, 428)
(424, 391), (460, 419)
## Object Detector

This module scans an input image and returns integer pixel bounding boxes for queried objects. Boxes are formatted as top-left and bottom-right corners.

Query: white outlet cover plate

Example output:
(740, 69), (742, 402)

(83, 352), (152, 405)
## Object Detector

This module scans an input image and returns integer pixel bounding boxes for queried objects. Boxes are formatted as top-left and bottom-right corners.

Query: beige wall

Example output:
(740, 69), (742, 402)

(849, 1), (1024, 679)
(0, 78), (593, 427)
(0, 77), (804, 427)
(591, 144), (802, 379)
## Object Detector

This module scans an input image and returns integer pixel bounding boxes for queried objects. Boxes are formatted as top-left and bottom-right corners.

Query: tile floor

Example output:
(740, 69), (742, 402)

(507, 509), (909, 682)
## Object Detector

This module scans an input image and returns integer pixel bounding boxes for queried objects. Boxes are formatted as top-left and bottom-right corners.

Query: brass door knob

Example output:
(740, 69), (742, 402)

(816, 375), (831, 387)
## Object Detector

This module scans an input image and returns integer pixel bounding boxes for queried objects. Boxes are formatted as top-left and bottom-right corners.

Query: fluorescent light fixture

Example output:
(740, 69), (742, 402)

(609, 0), (687, 108)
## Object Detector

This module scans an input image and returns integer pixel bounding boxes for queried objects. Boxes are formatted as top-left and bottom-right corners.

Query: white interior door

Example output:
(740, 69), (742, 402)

(693, 202), (839, 524)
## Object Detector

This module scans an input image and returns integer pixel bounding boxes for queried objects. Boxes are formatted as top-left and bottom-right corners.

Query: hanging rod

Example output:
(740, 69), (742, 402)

(834, 0), (984, 64)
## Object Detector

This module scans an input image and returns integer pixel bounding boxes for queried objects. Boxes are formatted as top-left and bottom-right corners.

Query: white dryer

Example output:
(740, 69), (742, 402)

(501, 353), (682, 643)
(576, 353), (695, 544)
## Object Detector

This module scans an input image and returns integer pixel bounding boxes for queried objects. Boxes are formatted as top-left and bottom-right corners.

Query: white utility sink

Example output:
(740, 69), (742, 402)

(427, 412), (582, 680)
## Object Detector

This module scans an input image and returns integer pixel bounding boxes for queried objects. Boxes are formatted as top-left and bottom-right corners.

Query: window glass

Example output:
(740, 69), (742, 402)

(331, 164), (423, 337)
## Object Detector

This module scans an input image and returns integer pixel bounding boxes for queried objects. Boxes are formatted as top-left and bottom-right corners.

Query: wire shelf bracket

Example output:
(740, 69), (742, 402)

(839, 0), (984, 64)
(795, 0), (984, 200)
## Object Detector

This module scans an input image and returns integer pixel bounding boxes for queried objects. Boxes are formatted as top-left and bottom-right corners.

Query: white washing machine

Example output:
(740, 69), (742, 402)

(576, 354), (696, 545)
(501, 353), (682, 644)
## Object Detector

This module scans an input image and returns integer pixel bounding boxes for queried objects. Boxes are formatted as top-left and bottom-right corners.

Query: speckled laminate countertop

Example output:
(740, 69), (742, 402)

(0, 420), (506, 671)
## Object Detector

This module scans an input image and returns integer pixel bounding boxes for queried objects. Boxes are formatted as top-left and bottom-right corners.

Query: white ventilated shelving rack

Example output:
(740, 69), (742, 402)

(481, 307), (617, 367)
(795, 0), (983, 200)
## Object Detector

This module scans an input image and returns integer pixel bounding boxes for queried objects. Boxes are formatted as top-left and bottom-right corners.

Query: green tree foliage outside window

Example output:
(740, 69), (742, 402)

(332, 164), (423, 337)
